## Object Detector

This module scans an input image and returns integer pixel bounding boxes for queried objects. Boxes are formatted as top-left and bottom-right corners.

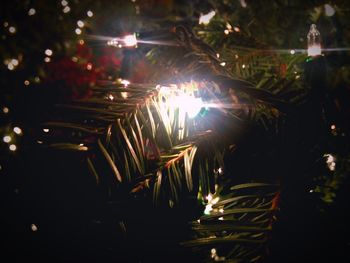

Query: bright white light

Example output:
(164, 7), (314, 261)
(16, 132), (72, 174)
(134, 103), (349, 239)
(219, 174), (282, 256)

(108, 94), (114, 100)
(308, 45), (322, 57)
(331, 124), (336, 130)
(43, 128), (49, 133)
(45, 49), (53, 56)
(123, 34), (137, 47)
(199, 10), (216, 25)
(11, 59), (18, 66)
(7, 63), (14, 70)
(86, 63), (92, 70)
(9, 26), (16, 34)
(63, 6), (71, 13)
(224, 29), (230, 35)
(324, 153), (336, 171)
(290, 49), (295, 55)
(87, 10), (93, 17)
(3, 107), (9, 114)
(28, 8), (36, 16)
(61, 0), (68, 6)
(44, 57), (51, 63)
(172, 95), (203, 118)
(13, 127), (22, 134)
(220, 62), (226, 67)
(75, 28), (82, 35)
(121, 79), (130, 86)
(3, 136), (11, 143)
(31, 224), (38, 232)
(9, 144), (17, 151)
(77, 20), (84, 28)
(324, 4), (335, 17)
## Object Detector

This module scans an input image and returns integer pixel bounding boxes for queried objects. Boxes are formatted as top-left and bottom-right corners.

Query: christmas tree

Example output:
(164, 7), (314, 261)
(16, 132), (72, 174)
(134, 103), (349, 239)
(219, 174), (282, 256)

(1, 1), (350, 262)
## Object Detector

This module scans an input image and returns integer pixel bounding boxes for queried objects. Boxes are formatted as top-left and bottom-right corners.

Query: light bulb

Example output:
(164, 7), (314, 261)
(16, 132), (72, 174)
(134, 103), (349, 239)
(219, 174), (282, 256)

(123, 34), (137, 47)
(324, 4), (335, 17)
(199, 10), (215, 25)
(307, 24), (321, 57)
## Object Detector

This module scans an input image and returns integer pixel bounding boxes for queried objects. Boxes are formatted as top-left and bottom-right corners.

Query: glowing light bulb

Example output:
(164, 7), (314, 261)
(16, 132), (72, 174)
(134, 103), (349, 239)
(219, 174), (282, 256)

(75, 28), (82, 35)
(13, 127), (22, 134)
(31, 224), (38, 232)
(224, 29), (230, 35)
(44, 57), (51, 63)
(63, 6), (70, 13)
(9, 26), (16, 34)
(24, 80), (30, 86)
(43, 128), (49, 133)
(87, 10), (93, 17)
(3, 136), (11, 143)
(123, 34), (137, 47)
(61, 0), (68, 6)
(3, 107), (9, 114)
(86, 63), (92, 70)
(324, 4), (335, 17)
(290, 49), (295, 55)
(77, 20), (84, 28)
(9, 144), (17, 151)
(45, 49), (53, 56)
(199, 10), (216, 25)
(240, 0), (247, 8)
(28, 8), (36, 16)
(307, 24), (321, 57)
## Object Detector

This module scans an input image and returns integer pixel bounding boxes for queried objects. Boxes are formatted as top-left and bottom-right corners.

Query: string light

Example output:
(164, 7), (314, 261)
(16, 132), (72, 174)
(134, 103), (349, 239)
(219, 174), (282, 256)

(77, 20), (84, 28)
(224, 29), (230, 35)
(61, 0), (68, 6)
(290, 49), (296, 55)
(45, 49), (53, 56)
(24, 80), (30, 86)
(63, 6), (71, 13)
(324, 153), (336, 171)
(44, 57), (51, 63)
(86, 63), (92, 70)
(123, 34), (137, 47)
(108, 94), (114, 101)
(13, 127), (22, 135)
(4, 22), (8, 27)
(307, 24), (322, 57)
(31, 224), (38, 232)
(87, 10), (93, 17)
(28, 8), (36, 16)
(3, 136), (11, 143)
(220, 62), (226, 66)
(9, 144), (17, 151)
(9, 26), (16, 34)
(240, 0), (247, 8)
(75, 28), (82, 35)
(199, 10), (216, 25)
(233, 26), (240, 32)
(3, 107), (9, 114)
(324, 4), (335, 17)
(43, 128), (49, 133)
(331, 124), (336, 130)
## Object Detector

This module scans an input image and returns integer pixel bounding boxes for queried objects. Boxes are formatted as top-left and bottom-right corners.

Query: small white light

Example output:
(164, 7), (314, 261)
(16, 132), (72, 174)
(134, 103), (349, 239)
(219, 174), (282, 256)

(24, 80), (30, 86)
(34, 76), (40, 83)
(75, 28), (82, 35)
(123, 34), (137, 47)
(240, 0), (247, 8)
(77, 20), (84, 28)
(45, 49), (53, 56)
(324, 4), (335, 17)
(86, 63), (92, 70)
(233, 26), (240, 32)
(121, 79), (130, 86)
(9, 144), (17, 151)
(28, 8), (36, 16)
(220, 62), (226, 67)
(307, 24), (322, 57)
(3, 136), (11, 143)
(199, 10), (216, 25)
(224, 29), (230, 35)
(11, 59), (18, 66)
(87, 10), (93, 17)
(290, 49), (295, 55)
(7, 63), (14, 70)
(331, 124), (336, 130)
(63, 6), (71, 13)
(218, 217), (224, 221)
(242, 64), (246, 69)
(219, 208), (224, 213)
(31, 223), (38, 232)
(108, 94), (114, 101)
(44, 57), (51, 63)
(216, 53), (220, 58)
(9, 26), (16, 34)
(13, 127), (22, 135)
(43, 128), (49, 133)
(61, 0), (68, 6)
(3, 107), (9, 114)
